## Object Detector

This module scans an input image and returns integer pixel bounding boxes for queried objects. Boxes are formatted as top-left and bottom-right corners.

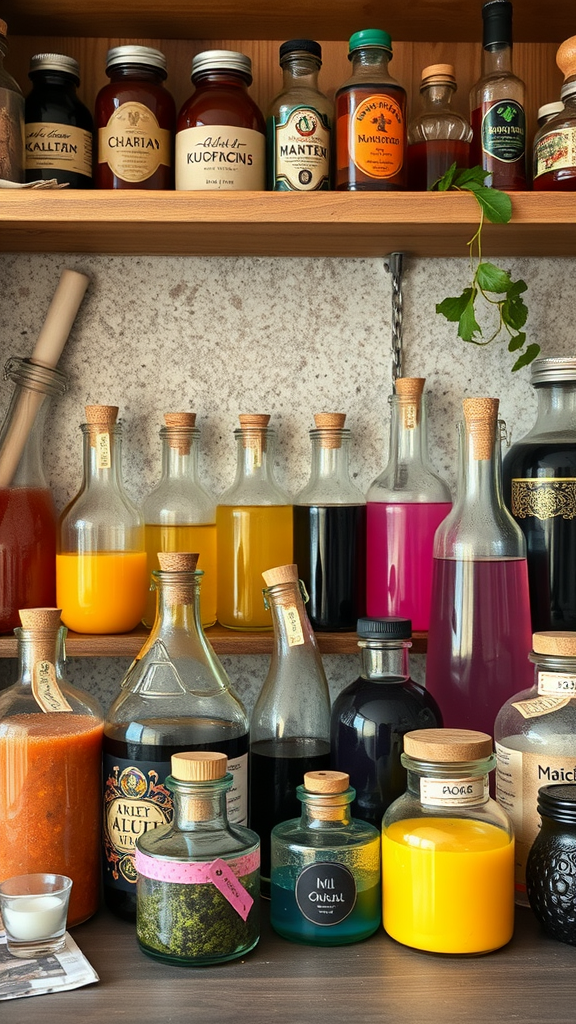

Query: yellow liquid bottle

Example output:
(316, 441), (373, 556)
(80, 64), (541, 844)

(144, 523), (217, 627)
(57, 550), (148, 633)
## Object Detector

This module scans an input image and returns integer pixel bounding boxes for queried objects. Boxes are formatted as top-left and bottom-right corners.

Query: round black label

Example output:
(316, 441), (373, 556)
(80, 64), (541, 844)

(481, 100), (526, 163)
(295, 861), (357, 926)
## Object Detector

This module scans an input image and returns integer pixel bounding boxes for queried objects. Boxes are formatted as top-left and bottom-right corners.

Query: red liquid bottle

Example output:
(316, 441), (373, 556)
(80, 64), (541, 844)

(533, 37), (576, 191)
(0, 357), (66, 632)
(407, 64), (472, 190)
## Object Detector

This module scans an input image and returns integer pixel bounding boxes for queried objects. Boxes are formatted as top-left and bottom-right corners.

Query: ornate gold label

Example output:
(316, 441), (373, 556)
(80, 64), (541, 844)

(511, 478), (576, 520)
(98, 102), (171, 182)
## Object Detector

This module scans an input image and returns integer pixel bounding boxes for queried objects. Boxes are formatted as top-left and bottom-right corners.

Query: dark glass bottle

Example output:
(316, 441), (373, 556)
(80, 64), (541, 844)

(293, 412), (366, 631)
(533, 37), (576, 191)
(330, 617), (442, 828)
(0, 18), (24, 183)
(502, 357), (576, 631)
(25, 53), (93, 187)
(526, 784), (576, 945)
(407, 64), (472, 190)
(95, 45), (175, 190)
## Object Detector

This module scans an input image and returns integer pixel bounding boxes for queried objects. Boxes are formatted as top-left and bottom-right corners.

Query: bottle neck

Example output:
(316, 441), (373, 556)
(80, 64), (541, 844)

(389, 394), (427, 465)
(107, 64), (165, 83)
(233, 428), (276, 483)
(403, 755), (495, 800)
(359, 639), (410, 681)
(299, 789), (353, 828)
(281, 55), (321, 90)
(420, 82), (455, 111)
(481, 41), (513, 76)
(160, 428), (201, 482)
(169, 777), (231, 831)
(265, 580), (317, 658)
(16, 626), (65, 684)
(29, 71), (78, 93)
(0, 358), (66, 488)
(533, 382), (576, 431)
(149, 571), (203, 642)
(458, 417), (503, 505)
(192, 69), (249, 90)
(350, 46), (391, 77)
(81, 423), (125, 491)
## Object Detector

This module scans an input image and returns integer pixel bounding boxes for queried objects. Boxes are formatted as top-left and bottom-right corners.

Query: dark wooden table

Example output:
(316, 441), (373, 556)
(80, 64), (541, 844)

(4, 904), (575, 1022)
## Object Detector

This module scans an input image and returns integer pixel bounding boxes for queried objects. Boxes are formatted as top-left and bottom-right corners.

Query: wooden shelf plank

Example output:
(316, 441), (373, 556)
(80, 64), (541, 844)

(0, 624), (428, 658)
(1, 191), (575, 258)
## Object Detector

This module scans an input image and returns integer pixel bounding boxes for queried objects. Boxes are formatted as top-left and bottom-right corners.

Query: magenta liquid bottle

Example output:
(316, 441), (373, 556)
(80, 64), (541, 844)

(426, 397), (533, 736)
(366, 378), (451, 632)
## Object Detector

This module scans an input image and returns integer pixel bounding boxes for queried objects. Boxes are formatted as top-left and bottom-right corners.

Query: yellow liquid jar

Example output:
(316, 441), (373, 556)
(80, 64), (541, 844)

(382, 728), (514, 955)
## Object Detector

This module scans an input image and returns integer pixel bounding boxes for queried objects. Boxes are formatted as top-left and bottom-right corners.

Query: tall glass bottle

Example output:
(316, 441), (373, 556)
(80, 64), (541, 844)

(267, 39), (332, 191)
(0, 608), (103, 926)
(502, 357), (576, 630)
(142, 412), (216, 629)
(366, 378), (451, 632)
(57, 404), (147, 633)
(0, 18), (24, 183)
(216, 414), (293, 630)
(293, 412), (366, 631)
(250, 563), (331, 895)
(426, 397), (533, 735)
(331, 616), (442, 828)
(407, 64), (472, 190)
(0, 357), (67, 632)
(103, 552), (249, 920)
(469, 0), (527, 190)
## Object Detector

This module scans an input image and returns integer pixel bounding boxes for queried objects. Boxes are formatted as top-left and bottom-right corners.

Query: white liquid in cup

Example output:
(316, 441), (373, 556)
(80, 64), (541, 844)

(2, 894), (66, 940)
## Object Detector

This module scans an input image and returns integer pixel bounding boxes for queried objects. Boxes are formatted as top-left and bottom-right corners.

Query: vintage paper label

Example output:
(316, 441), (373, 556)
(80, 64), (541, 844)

(31, 660), (73, 713)
(272, 106), (330, 190)
(25, 121), (92, 177)
(534, 127), (576, 180)
(95, 431), (111, 469)
(176, 125), (265, 190)
(420, 775), (488, 807)
(347, 93), (404, 179)
(98, 102), (171, 182)
(282, 606), (305, 646)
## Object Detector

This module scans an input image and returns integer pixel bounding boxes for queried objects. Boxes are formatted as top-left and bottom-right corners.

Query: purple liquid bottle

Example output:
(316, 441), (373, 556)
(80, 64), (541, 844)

(366, 378), (451, 631)
(426, 397), (533, 735)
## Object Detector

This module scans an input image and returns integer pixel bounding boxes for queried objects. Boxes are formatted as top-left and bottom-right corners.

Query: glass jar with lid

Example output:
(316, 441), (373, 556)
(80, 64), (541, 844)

(176, 49), (266, 191)
(533, 36), (576, 191)
(407, 64), (472, 189)
(95, 45), (175, 189)
(25, 52), (93, 188)
(382, 728), (515, 954)
(0, 18), (24, 182)
(526, 783), (576, 944)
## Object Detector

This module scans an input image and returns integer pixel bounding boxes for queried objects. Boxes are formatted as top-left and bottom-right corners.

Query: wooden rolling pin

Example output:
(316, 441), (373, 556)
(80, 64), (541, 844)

(0, 268), (89, 488)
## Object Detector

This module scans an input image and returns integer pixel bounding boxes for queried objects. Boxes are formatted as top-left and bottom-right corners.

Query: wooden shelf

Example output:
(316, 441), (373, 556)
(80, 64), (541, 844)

(1, 191), (575, 258)
(0, 624), (428, 658)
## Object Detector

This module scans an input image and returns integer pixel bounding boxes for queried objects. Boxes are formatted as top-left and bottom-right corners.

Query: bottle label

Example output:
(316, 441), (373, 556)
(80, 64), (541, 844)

(175, 126), (266, 190)
(98, 102), (172, 183)
(347, 94), (404, 179)
(511, 477), (576, 520)
(295, 861), (356, 926)
(512, 693), (572, 719)
(496, 742), (576, 895)
(534, 127), (576, 180)
(271, 106), (330, 191)
(135, 850), (259, 920)
(95, 431), (111, 469)
(0, 87), (25, 180)
(25, 121), (93, 178)
(282, 605), (305, 646)
(420, 775), (488, 807)
(31, 660), (73, 713)
(480, 100), (526, 163)
(538, 671), (576, 696)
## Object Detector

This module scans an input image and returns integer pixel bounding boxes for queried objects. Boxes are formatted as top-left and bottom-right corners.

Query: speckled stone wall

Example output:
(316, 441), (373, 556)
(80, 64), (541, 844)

(1, 253), (574, 711)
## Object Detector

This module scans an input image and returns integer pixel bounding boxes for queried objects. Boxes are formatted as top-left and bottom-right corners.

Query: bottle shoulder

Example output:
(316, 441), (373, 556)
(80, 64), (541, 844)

(142, 479), (215, 521)
(272, 817), (380, 848)
(331, 676), (441, 724)
(268, 86), (333, 121)
(137, 822), (258, 859)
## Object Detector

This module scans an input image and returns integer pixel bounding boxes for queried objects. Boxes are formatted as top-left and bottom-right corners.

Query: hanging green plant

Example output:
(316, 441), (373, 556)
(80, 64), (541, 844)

(431, 163), (540, 372)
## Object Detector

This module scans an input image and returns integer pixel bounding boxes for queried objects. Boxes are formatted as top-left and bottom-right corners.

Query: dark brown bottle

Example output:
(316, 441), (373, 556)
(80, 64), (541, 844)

(25, 53), (93, 188)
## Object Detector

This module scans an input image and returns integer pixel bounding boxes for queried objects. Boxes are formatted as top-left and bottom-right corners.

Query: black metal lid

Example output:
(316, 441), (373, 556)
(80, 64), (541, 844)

(357, 617), (412, 640)
(279, 39), (322, 61)
(537, 784), (576, 825)
(482, 0), (513, 49)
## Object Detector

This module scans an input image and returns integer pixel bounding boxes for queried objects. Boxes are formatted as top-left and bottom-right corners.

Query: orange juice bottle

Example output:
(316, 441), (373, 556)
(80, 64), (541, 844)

(216, 414), (293, 630)
(142, 413), (217, 628)
(57, 404), (146, 633)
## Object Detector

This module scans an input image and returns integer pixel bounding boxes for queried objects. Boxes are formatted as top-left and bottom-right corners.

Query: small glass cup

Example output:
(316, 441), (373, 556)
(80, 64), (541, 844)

(0, 873), (72, 958)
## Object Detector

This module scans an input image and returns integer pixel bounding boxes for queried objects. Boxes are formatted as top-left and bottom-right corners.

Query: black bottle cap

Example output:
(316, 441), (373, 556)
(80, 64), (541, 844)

(482, 0), (513, 48)
(537, 784), (576, 825)
(356, 617), (412, 640)
(279, 39), (322, 61)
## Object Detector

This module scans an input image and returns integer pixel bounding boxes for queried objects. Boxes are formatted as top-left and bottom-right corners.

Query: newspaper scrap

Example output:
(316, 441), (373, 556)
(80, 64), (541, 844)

(0, 929), (99, 1000)
(0, 178), (69, 189)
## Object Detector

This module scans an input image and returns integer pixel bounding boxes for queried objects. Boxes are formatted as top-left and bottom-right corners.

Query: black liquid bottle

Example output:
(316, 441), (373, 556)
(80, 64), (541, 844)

(25, 52), (93, 187)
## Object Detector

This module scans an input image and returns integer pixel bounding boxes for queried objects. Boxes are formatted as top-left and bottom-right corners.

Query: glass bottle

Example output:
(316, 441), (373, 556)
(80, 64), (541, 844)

(136, 752), (259, 965)
(176, 50), (266, 191)
(0, 357), (67, 633)
(0, 607), (103, 927)
(425, 397), (533, 735)
(407, 64), (472, 190)
(495, 631), (576, 906)
(366, 377), (451, 632)
(533, 37), (576, 191)
(502, 357), (576, 631)
(335, 28), (407, 191)
(293, 412), (366, 631)
(382, 729), (514, 954)
(250, 563), (331, 895)
(331, 616), (442, 828)
(270, 770), (381, 945)
(142, 413), (216, 629)
(25, 52), (93, 188)
(95, 45), (175, 190)
(267, 39), (332, 191)
(526, 783), (576, 945)
(0, 18), (24, 183)
(57, 405), (147, 634)
(103, 552), (249, 920)
(469, 0), (527, 190)
(216, 414), (293, 630)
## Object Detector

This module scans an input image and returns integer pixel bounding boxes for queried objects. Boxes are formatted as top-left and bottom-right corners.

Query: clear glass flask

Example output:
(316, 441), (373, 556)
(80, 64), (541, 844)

(407, 63), (472, 189)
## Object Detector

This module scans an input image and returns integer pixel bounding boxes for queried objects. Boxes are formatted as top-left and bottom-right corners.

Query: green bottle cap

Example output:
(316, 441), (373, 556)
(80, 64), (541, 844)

(348, 29), (392, 56)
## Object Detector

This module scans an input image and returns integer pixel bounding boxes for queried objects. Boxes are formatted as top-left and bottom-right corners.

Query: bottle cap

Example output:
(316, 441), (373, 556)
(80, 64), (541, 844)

(394, 377), (425, 401)
(238, 413), (270, 429)
(537, 101), (565, 123)
(164, 412), (196, 429)
(262, 563), (299, 587)
(163, 412), (197, 454)
(171, 751), (227, 781)
(533, 632), (576, 658)
(157, 551), (200, 572)
(106, 45), (167, 75)
(19, 607), (62, 630)
(280, 39), (322, 62)
(192, 50), (252, 82)
(304, 771), (349, 794)
(557, 36), (576, 82)
(348, 29), (392, 57)
(357, 617), (412, 640)
(536, 784), (576, 825)
(29, 53), (80, 81)
(463, 396), (498, 461)
(404, 728), (493, 761)
(85, 404), (119, 426)
(313, 412), (347, 449)
(420, 64), (456, 87)
(530, 357), (576, 384)
(482, 0), (513, 49)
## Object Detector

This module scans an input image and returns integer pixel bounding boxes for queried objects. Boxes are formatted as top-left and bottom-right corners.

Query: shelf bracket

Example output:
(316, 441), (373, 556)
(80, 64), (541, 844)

(384, 252), (405, 383)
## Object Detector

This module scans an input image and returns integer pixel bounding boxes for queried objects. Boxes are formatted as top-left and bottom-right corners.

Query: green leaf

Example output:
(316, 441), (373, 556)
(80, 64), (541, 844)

(512, 344), (541, 372)
(476, 262), (513, 293)
(502, 291), (528, 330)
(507, 279), (528, 298)
(458, 298), (482, 342)
(508, 332), (526, 352)
(470, 186), (512, 224)
(430, 162), (458, 191)
(450, 166), (490, 188)
(436, 288), (474, 322)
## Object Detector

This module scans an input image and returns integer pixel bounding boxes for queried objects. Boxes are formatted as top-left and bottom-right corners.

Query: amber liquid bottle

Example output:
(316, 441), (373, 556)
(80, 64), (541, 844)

(335, 29), (407, 191)
(533, 37), (576, 192)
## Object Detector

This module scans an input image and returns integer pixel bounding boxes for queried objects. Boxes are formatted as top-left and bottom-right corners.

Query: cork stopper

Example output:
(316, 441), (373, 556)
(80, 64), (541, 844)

(171, 751), (227, 782)
(262, 563), (299, 588)
(533, 631), (576, 658)
(163, 412), (197, 454)
(395, 377), (425, 428)
(19, 608), (62, 630)
(462, 397), (499, 460)
(557, 36), (576, 81)
(238, 413), (270, 454)
(403, 728), (493, 762)
(421, 63), (456, 86)
(157, 552), (199, 572)
(304, 771), (349, 794)
(238, 414), (270, 429)
(313, 412), (346, 449)
(85, 405), (118, 426)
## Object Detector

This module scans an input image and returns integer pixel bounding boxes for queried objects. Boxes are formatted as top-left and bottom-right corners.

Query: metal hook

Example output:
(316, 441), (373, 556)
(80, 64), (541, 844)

(384, 252), (405, 384)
